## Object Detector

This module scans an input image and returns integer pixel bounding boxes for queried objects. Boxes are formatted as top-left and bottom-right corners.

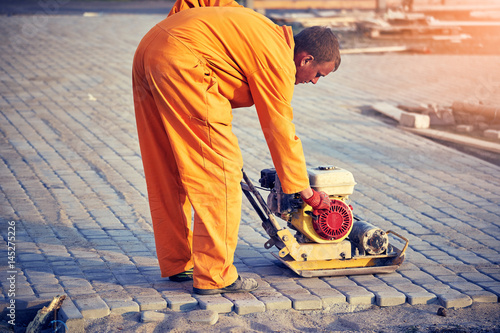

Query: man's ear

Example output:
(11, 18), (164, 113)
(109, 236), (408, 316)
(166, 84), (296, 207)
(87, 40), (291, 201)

(301, 54), (314, 66)
(295, 51), (314, 67)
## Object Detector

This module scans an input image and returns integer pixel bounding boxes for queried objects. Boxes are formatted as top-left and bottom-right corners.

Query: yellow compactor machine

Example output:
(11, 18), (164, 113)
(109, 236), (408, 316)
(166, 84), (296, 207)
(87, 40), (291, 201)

(241, 166), (408, 277)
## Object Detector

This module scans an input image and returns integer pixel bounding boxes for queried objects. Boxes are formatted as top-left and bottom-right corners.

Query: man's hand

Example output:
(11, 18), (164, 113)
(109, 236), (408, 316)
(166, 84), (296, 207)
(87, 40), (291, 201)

(301, 189), (331, 216)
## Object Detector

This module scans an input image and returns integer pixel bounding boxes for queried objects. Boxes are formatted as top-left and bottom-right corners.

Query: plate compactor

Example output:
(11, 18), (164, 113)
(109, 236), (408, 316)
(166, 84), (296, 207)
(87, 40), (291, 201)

(241, 166), (408, 277)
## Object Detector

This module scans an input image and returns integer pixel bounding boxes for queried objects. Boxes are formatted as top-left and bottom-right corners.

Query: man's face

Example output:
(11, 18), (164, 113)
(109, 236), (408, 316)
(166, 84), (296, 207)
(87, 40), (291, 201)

(295, 57), (336, 85)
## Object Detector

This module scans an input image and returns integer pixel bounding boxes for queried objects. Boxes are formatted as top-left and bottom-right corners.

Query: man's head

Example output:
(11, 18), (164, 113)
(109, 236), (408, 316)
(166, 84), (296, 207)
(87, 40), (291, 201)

(293, 26), (341, 85)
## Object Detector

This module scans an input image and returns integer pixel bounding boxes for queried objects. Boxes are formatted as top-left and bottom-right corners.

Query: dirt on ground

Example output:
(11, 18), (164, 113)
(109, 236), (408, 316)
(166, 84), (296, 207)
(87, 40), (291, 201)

(83, 302), (500, 333)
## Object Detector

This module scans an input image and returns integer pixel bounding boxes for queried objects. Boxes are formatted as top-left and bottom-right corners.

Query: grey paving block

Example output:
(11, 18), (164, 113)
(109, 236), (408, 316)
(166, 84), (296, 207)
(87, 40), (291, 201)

(374, 291), (407, 307)
(13, 284), (36, 297)
(309, 288), (346, 307)
(73, 295), (110, 319)
(297, 278), (331, 289)
(141, 310), (167, 322)
(251, 289), (292, 310)
(269, 281), (303, 291)
(421, 265), (455, 276)
(253, 265), (288, 276)
(464, 290), (498, 303)
(134, 297), (167, 311)
(286, 293), (322, 310)
(187, 309), (219, 325)
(438, 291), (473, 308)
(485, 286), (500, 298)
(449, 282), (486, 292)
(406, 292), (438, 305)
(251, 289), (282, 298)
(106, 300), (140, 315)
(435, 275), (468, 284)
(58, 297), (84, 333)
(165, 296), (199, 312)
(224, 293), (266, 315)
(32, 284), (65, 295)
(335, 286), (375, 305)
(161, 289), (193, 297)
(195, 295), (233, 313)
(60, 278), (93, 288)
(323, 277), (358, 287)
(257, 295), (292, 311)
(399, 270), (436, 284)
(422, 283), (452, 294)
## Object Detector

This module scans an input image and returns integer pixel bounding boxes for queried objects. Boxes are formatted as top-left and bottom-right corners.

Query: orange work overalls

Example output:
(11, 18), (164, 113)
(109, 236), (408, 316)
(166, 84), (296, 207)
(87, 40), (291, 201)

(132, 2), (309, 289)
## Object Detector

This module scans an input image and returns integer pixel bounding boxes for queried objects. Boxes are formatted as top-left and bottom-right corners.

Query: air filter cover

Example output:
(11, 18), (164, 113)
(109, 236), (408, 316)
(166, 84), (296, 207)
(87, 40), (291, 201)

(313, 199), (353, 240)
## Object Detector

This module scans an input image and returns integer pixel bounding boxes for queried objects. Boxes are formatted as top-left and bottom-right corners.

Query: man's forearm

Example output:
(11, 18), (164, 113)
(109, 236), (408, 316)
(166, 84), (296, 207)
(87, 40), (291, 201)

(300, 187), (313, 199)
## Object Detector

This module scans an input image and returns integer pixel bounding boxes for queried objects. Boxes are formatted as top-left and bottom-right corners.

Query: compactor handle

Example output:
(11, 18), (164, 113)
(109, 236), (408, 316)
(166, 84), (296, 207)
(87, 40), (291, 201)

(386, 230), (409, 265)
(241, 170), (283, 234)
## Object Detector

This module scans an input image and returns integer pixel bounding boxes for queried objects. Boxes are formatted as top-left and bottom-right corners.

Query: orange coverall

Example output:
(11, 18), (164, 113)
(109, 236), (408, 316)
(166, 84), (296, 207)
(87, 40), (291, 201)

(132, 1), (309, 289)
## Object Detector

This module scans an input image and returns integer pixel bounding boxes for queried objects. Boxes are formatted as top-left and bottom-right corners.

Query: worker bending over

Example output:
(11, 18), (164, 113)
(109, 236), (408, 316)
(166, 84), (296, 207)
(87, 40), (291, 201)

(132, 0), (341, 295)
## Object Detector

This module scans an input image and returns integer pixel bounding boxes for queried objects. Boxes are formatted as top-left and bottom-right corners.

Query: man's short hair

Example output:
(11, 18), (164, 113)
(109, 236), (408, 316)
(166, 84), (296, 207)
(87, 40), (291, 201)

(294, 26), (341, 71)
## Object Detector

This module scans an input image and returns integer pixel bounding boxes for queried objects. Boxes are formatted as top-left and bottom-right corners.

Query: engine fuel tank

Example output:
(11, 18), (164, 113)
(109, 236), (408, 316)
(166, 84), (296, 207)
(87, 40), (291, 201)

(308, 166), (356, 196)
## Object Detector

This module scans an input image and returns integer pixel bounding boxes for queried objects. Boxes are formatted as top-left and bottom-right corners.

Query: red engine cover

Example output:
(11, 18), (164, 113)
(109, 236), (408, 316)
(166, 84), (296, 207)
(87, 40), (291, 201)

(313, 199), (353, 240)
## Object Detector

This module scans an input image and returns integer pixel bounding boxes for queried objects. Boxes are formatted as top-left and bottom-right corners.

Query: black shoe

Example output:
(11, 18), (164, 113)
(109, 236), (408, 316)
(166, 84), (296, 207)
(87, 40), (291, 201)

(169, 268), (193, 282)
(193, 276), (258, 295)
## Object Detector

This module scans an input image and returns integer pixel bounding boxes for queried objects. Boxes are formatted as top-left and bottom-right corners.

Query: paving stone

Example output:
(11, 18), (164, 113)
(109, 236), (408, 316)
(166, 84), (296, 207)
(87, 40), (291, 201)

(400, 270), (436, 284)
(61, 278), (94, 290)
(323, 277), (358, 287)
(251, 289), (282, 298)
(165, 296), (199, 312)
(269, 281), (303, 292)
(187, 309), (219, 325)
(141, 310), (167, 322)
(58, 298), (84, 333)
(286, 293), (322, 310)
(252, 265), (287, 276)
(106, 300), (140, 315)
(297, 278), (331, 289)
(309, 288), (346, 307)
(485, 286), (500, 298)
(13, 285), (36, 297)
(464, 290), (498, 303)
(376, 275), (412, 287)
(422, 283), (451, 294)
(224, 293), (265, 315)
(73, 295), (110, 319)
(280, 288), (311, 296)
(134, 297), (168, 311)
(32, 284), (65, 295)
(406, 292), (438, 305)
(161, 289), (193, 297)
(155, 281), (192, 292)
(438, 292), (473, 308)
(195, 295), (234, 313)
(374, 291), (407, 307)
(449, 282), (485, 292)
(335, 286), (375, 305)
(421, 265), (455, 276)
(257, 295), (292, 311)
(435, 275), (468, 284)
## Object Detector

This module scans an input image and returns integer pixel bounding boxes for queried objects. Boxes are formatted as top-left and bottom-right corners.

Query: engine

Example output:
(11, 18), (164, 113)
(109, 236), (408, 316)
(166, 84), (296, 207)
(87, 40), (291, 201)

(259, 166), (389, 255)
(260, 166), (356, 243)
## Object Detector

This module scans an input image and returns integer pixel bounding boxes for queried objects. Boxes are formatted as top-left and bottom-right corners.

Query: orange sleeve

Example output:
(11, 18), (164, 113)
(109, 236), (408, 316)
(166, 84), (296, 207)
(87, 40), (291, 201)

(247, 67), (310, 194)
(168, 0), (242, 16)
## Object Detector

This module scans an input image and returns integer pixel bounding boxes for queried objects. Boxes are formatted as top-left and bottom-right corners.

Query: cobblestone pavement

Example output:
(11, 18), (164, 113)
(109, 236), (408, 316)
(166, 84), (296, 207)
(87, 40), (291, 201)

(0, 12), (499, 330)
